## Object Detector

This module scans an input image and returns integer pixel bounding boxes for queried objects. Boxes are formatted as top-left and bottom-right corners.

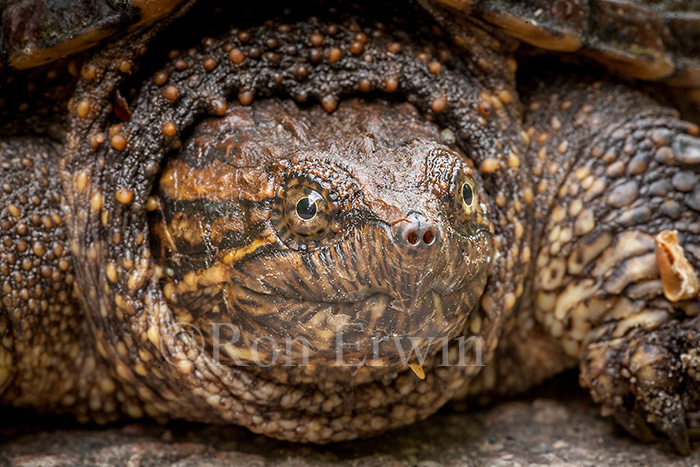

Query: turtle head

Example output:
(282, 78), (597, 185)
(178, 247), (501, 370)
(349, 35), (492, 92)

(151, 98), (494, 381)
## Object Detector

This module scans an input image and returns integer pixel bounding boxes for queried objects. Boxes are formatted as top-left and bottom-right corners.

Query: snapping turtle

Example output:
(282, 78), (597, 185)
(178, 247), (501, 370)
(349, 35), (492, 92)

(1, 0), (700, 455)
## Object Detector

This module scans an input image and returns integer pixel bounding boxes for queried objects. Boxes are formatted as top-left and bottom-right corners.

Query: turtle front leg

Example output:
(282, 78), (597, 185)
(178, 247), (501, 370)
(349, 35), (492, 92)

(0, 137), (120, 422)
(523, 77), (700, 453)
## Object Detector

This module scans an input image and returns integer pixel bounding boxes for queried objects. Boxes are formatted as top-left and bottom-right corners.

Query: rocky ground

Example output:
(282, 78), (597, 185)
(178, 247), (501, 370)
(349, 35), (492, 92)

(1, 371), (699, 466)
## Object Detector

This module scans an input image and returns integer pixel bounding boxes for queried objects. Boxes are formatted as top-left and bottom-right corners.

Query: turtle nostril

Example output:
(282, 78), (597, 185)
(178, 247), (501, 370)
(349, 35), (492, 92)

(395, 214), (439, 249)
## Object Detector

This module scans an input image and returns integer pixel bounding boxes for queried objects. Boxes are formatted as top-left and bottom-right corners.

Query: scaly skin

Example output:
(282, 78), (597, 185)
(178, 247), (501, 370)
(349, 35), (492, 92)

(478, 76), (700, 454)
(1, 0), (699, 452)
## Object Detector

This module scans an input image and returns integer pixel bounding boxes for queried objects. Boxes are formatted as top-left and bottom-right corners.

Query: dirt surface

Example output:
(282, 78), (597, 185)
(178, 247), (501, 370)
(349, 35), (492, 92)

(1, 372), (698, 466)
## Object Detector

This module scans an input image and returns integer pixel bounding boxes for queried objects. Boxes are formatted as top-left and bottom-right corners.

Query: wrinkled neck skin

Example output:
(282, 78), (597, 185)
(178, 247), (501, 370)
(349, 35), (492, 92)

(61, 1), (529, 442)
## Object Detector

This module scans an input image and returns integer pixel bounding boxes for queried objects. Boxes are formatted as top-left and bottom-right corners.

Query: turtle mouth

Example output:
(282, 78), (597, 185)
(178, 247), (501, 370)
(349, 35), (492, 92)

(177, 276), (480, 382)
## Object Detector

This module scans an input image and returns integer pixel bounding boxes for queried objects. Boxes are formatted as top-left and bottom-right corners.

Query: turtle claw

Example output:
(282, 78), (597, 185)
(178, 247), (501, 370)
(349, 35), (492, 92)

(613, 409), (655, 443)
(580, 321), (700, 455)
(652, 395), (690, 455)
(614, 393), (691, 454)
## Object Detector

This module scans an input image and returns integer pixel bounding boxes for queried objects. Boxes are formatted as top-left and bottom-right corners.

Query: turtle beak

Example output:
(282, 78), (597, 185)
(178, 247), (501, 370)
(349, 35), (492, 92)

(388, 212), (448, 311)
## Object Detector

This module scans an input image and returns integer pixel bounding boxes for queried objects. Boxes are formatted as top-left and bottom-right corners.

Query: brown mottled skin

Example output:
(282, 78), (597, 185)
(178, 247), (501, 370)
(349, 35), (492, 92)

(1, 0), (700, 454)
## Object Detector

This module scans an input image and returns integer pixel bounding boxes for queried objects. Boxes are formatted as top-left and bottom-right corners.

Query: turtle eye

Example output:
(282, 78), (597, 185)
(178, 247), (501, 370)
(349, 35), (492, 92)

(296, 197), (317, 220)
(460, 179), (477, 214)
(284, 186), (331, 237)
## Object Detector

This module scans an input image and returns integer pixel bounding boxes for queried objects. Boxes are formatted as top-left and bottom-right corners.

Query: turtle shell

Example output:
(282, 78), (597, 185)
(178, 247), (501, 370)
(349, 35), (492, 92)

(426, 0), (700, 87)
(1, 0), (189, 69)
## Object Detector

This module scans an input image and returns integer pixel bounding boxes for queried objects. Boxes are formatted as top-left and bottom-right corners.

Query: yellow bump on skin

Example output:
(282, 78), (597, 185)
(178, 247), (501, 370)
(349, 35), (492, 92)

(491, 96), (503, 110)
(76, 98), (91, 118)
(551, 205), (566, 223)
(480, 293), (498, 315)
(177, 359), (194, 375)
(468, 312), (482, 334)
(147, 326), (161, 347)
(584, 178), (606, 201)
(523, 187), (534, 204)
(184, 271), (198, 288)
(514, 219), (524, 240)
(106, 262), (117, 282)
(507, 153), (520, 168)
(126, 404), (144, 419)
(580, 175), (594, 190)
(90, 132), (106, 148)
(138, 349), (152, 363)
(75, 171), (89, 192)
(521, 245), (532, 263)
(163, 282), (176, 301)
(537, 147), (547, 161)
(550, 116), (561, 131)
(7, 204), (20, 217)
(134, 362), (148, 377)
(115, 188), (134, 204)
(573, 209), (595, 236)
(207, 394), (222, 407)
(521, 130), (530, 145)
(116, 361), (133, 381)
(95, 340), (108, 359)
(481, 158), (499, 173)
(119, 60), (132, 74)
(88, 246), (98, 261)
(575, 167), (591, 180)
(90, 192), (103, 213)
(503, 292), (516, 310)
(536, 291), (557, 313)
(559, 227), (572, 244)
(569, 199), (583, 217)
(498, 90), (513, 105)
(116, 341), (129, 359)
(478, 91), (493, 106)
(111, 134), (127, 151)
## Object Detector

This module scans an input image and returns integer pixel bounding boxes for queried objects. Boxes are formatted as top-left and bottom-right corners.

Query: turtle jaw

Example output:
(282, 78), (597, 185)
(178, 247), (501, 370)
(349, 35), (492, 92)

(164, 217), (493, 383)
(181, 283), (485, 383)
